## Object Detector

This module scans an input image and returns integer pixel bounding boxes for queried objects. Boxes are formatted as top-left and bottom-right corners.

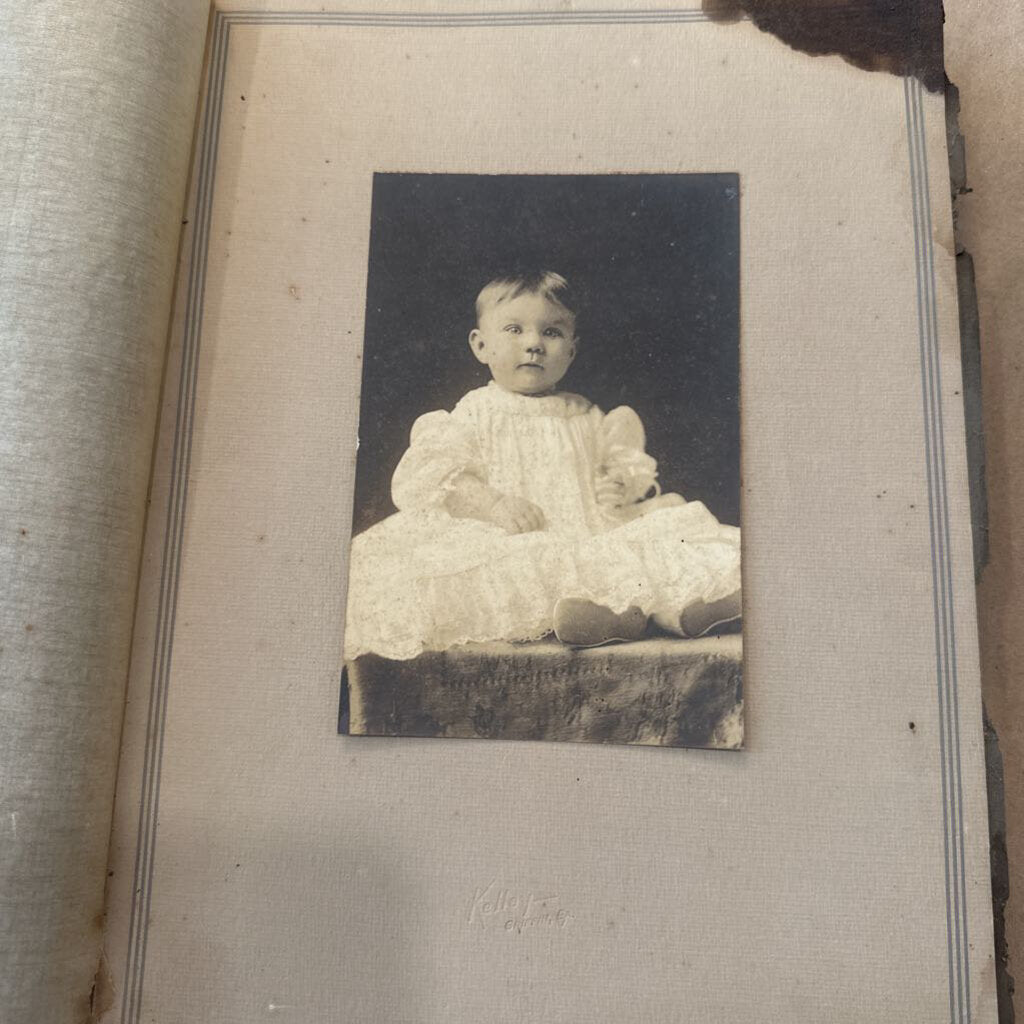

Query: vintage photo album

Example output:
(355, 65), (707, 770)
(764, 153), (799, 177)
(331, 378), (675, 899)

(1, 3), (1002, 1022)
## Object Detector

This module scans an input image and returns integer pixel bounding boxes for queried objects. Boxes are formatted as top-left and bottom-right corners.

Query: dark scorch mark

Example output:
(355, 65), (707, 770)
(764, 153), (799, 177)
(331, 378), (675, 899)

(703, 0), (945, 93)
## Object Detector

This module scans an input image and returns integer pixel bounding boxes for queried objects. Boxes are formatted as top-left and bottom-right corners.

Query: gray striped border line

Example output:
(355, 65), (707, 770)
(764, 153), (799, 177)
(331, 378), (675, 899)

(905, 74), (972, 1024)
(227, 8), (713, 25)
(119, 11), (233, 1024)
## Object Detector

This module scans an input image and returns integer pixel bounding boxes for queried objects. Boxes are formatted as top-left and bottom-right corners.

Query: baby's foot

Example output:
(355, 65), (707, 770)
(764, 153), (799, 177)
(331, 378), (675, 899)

(553, 598), (648, 647)
(653, 590), (742, 639)
(677, 589), (742, 639)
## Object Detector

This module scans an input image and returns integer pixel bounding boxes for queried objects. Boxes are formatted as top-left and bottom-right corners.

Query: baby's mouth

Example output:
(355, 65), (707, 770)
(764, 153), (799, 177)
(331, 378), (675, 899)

(517, 362), (545, 370)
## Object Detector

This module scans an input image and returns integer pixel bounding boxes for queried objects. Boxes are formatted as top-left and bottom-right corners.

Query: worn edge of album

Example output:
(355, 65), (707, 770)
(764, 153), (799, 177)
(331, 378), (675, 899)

(0, 3), (210, 1021)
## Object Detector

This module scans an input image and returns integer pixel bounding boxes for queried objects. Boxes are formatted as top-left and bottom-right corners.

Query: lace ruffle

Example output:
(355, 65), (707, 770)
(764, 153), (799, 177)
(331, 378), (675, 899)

(344, 502), (741, 661)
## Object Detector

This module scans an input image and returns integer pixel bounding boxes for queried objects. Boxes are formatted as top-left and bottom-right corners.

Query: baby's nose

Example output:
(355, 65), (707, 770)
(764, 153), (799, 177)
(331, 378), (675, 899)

(526, 337), (545, 353)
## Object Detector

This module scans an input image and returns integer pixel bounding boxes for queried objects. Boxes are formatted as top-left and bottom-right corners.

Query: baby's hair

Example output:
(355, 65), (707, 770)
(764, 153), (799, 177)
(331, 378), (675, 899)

(474, 269), (579, 324)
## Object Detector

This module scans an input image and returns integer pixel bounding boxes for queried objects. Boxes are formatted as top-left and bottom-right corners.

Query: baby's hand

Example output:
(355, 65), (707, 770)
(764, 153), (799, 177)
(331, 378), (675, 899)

(595, 473), (627, 509)
(488, 494), (546, 534)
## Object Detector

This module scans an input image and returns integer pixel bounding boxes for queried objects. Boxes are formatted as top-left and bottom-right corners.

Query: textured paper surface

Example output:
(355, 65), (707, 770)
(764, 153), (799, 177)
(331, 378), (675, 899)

(0, 2), (208, 1020)
(102, 4), (998, 1022)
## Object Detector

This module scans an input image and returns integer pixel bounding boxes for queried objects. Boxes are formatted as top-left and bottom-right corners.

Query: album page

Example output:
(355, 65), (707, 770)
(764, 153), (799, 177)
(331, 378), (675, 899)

(103, 4), (997, 1021)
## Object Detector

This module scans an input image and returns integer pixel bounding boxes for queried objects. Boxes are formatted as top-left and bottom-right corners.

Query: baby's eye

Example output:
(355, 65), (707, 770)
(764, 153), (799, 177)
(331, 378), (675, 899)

(503, 324), (522, 334)
(544, 327), (564, 338)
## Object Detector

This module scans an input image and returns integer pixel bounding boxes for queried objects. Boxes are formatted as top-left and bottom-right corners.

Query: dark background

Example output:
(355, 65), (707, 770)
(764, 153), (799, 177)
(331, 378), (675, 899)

(352, 173), (740, 534)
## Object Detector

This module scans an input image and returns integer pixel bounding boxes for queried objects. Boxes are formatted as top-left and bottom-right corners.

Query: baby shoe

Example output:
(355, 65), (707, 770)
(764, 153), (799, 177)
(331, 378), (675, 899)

(552, 598), (649, 647)
(677, 589), (742, 639)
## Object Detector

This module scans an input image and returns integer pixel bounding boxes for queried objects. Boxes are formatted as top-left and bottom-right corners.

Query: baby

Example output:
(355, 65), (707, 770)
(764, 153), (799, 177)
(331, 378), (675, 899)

(344, 270), (741, 661)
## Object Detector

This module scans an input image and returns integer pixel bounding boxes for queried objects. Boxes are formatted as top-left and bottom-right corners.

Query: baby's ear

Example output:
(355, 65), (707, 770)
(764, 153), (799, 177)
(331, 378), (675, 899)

(468, 329), (489, 365)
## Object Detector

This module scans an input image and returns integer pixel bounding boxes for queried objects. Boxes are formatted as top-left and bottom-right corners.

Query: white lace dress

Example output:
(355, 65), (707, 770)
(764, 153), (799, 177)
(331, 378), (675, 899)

(344, 382), (741, 660)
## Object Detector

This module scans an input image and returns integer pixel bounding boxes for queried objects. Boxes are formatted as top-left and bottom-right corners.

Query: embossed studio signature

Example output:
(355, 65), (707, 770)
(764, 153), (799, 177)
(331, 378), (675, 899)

(468, 881), (574, 934)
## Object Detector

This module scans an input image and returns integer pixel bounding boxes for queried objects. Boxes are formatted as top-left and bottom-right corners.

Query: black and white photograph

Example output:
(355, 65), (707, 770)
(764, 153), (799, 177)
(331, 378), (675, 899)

(341, 173), (743, 748)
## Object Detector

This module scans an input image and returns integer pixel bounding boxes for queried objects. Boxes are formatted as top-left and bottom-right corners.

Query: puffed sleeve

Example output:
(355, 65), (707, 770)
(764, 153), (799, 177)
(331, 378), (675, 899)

(600, 406), (661, 505)
(390, 409), (485, 511)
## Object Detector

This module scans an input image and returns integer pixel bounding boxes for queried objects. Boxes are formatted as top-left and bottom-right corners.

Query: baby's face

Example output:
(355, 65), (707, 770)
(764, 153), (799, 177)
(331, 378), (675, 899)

(469, 292), (577, 395)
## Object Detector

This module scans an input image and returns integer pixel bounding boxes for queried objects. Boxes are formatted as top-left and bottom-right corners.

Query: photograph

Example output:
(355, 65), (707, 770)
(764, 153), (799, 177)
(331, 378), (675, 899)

(341, 172), (743, 748)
